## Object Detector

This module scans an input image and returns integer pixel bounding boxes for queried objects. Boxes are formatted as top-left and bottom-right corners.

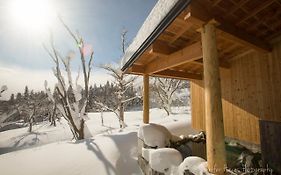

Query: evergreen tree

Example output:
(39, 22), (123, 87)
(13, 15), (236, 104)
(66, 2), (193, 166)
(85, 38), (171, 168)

(9, 94), (15, 104)
(24, 86), (29, 100)
(16, 92), (22, 102)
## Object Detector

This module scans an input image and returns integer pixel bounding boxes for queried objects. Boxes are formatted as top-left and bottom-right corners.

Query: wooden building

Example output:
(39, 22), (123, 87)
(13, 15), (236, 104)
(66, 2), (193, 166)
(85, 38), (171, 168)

(121, 0), (281, 174)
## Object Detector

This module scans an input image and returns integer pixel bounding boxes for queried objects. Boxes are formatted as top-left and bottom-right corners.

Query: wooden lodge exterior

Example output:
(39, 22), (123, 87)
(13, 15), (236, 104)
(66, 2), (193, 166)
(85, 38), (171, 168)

(121, 0), (281, 174)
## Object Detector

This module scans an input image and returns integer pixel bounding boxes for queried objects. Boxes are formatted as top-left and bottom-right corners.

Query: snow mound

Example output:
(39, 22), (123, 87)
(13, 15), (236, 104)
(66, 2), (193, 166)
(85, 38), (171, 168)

(149, 148), (182, 174)
(0, 131), (141, 175)
(177, 156), (213, 175)
(138, 123), (180, 148)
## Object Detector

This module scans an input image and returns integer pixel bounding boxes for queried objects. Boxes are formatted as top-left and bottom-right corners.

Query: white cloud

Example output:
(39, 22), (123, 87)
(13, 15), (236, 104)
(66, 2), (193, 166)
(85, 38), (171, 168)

(0, 64), (112, 100)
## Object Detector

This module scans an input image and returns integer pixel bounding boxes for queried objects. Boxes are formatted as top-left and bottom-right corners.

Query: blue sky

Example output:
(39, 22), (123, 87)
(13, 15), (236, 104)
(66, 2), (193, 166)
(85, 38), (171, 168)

(0, 0), (157, 98)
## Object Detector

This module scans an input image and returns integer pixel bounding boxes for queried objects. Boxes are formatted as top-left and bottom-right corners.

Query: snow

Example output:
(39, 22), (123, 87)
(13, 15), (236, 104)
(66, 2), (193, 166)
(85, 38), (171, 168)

(0, 120), (73, 154)
(176, 156), (213, 175)
(121, 0), (179, 68)
(138, 122), (189, 148)
(0, 132), (139, 175)
(149, 148), (183, 174)
(142, 149), (212, 175)
(0, 107), (195, 175)
(1, 85), (8, 93)
(138, 123), (176, 148)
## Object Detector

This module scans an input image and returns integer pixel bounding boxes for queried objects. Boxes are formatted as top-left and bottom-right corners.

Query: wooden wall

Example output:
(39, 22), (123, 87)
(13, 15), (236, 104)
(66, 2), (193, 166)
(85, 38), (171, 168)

(191, 40), (281, 144)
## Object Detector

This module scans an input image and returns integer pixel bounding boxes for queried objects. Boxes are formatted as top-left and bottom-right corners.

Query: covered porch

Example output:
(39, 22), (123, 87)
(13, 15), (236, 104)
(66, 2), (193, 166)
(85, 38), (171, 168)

(121, 0), (281, 174)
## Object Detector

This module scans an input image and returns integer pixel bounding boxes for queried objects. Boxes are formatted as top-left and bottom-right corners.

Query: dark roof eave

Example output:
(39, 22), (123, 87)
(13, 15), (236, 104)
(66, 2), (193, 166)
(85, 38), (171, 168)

(121, 0), (192, 72)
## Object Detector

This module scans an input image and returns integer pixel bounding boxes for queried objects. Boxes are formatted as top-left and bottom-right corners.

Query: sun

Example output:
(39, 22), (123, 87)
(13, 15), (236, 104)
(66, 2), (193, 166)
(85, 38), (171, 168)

(8, 0), (55, 32)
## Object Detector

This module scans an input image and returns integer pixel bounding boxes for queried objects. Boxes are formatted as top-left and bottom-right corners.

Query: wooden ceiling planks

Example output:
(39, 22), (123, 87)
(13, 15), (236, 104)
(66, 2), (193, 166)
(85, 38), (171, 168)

(235, 0), (274, 26)
(126, 0), (281, 78)
(208, 0), (281, 40)
(144, 41), (202, 74)
(189, 0), (272, 52)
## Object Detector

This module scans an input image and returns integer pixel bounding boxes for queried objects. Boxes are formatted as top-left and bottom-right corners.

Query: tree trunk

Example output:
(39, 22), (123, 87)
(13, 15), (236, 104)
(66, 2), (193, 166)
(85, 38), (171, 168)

(167, 98), (172, 115)
(51, 115), (57, 127)
(119, 103), (124, 128)
(29, 122), (32, 132)
(163, 106), (170, 116)
(28, 116), (34, 132)
(163, 98), (172, 116)
(50, 102), (57, 127)
(100, 110), (104, 126)
(77, 119), (85, 140)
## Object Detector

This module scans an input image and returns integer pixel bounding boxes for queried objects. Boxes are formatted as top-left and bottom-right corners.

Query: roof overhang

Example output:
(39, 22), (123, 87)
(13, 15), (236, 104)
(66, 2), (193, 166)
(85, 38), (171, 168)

(121, 0), (280, 80)
(121, 0), (191, 72)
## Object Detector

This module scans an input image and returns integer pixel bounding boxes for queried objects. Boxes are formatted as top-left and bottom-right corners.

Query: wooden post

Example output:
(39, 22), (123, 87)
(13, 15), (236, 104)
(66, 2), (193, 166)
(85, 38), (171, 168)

(201, 21), (226, 174)
(143, 74), (149, 124)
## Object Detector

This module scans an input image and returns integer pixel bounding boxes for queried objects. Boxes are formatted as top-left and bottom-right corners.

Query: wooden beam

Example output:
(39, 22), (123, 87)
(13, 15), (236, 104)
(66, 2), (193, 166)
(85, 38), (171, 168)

(189, 1), (272, 53)
(127, 64), (144, 74)
(169, 13), (193, 45)
(148, 40), (176, 56)
(201, 22), (226, 174)
(226, 0), (276, 35)
(152, 69), (202, 80)
(212, 0), (222, 7)
(224, 0), (249, 18)
(219, 42), (239, 55)
(192, 59), (230, 69)
(128, 64), (145, 75)
(129, 65), (202, 80)
(237, 1), (280, 32)
(236, 0), (274, 25)
(228, 49), (254, 61)
(269, 31), (281, 44)
(145, 41), (202, 74)
(267, 30), (281, 43)
(143, 74), (149, 124)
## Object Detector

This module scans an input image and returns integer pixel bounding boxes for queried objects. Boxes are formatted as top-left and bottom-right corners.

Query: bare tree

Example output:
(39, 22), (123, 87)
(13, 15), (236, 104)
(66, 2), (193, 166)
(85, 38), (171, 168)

(15, 91), (50, 132)
(27, 101), (38, 132)
(97, 64), (139, 128)
(97, 30), (139, 128)
(44, 18), (93, 140)
(48, 101), (58, 127)
(152, 78), (183, 116)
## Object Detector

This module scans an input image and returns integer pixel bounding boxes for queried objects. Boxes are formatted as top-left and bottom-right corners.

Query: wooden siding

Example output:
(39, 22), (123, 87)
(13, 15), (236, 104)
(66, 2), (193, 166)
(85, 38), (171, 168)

(191, 40), (281, 144)
(259, 120), (281, 173)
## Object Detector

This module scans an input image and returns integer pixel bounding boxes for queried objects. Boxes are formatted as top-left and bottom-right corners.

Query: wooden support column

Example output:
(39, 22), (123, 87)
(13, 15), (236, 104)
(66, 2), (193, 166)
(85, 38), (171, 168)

(143, 74), (149, 124)
(201, 22), (226, 174)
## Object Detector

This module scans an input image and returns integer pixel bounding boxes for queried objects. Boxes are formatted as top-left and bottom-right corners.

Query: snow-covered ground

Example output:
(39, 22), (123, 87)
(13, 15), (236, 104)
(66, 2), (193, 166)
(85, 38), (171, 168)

(0, 107), (195, 175)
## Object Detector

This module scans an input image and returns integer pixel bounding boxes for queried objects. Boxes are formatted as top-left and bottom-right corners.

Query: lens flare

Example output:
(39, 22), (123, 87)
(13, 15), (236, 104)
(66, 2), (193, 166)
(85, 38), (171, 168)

(8, 0), (55, 32)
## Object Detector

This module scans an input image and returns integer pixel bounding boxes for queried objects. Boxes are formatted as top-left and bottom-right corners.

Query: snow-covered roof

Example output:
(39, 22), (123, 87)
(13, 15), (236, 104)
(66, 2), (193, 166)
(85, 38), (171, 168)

(121, 0), (190, 71)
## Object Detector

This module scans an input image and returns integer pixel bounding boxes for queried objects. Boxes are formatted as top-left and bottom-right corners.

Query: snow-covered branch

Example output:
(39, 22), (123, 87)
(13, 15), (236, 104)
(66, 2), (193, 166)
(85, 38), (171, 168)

(152, 78), (184, 116)
(43, 18), (94, 140)
(122, 95), (142, 104)
(0, 85), (8, 97)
